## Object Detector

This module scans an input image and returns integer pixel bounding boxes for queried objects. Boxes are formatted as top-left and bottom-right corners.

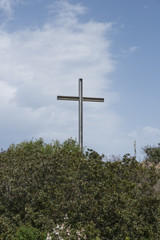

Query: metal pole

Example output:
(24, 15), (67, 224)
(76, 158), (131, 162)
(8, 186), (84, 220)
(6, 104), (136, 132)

(134, 140), (136, 159)
(79, 78), (83, 148)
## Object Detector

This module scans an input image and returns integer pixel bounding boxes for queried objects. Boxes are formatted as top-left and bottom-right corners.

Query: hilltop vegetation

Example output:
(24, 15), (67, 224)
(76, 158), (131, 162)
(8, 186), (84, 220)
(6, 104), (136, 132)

(0, 139), (160, 240)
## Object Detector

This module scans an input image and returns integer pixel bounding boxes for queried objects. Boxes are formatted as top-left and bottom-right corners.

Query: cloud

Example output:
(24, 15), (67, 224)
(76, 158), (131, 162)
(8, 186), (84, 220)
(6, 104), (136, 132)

(142, 126), (160, 139)
(48, 0), (86, 21)
(0, 0), (23, 17)
(129, 46), (138, 53)
(0, 0), (13, 15)
(120, 45), (138, 56)
(0, 0), (119, 152)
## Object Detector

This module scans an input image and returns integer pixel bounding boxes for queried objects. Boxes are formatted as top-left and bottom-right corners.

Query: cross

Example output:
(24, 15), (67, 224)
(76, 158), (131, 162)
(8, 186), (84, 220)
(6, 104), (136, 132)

(57, 78), (104, 148)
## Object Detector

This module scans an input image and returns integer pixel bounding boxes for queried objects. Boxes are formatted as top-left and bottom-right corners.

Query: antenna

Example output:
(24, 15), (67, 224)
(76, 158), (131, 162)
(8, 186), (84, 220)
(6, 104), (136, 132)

(134, 140), (136, 159)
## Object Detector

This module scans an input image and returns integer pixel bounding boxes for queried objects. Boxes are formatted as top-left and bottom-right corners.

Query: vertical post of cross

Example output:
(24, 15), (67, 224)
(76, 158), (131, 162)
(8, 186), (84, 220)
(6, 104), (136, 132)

(79, 78), (83, 149)
(57, 79), (104, 150)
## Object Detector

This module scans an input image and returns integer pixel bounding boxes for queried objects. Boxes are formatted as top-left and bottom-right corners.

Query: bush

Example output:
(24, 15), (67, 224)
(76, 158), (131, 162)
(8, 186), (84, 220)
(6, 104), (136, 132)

(0, 139), (160, 239)
(12, 225), (46, 240)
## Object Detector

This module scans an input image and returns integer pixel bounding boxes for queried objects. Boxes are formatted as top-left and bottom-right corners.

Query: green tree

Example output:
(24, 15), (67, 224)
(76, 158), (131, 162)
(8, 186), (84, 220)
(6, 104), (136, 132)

(0, 139), (160, 239)
(143, 143), (160, 164)
(12, 225), (46, 240)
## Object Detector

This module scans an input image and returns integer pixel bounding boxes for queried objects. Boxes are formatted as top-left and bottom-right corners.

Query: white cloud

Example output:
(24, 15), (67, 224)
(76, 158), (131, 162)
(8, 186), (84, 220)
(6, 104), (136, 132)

(0, 81), (17, 104)
(0, 0), (23, 16)
(0, 0), (119, 152)
(48, 0), (86, 21)
(0, 0), (13, 15)
(142, 126), (160, 139)
(121, 45), (138, 56)
(129, 46), (138, 53)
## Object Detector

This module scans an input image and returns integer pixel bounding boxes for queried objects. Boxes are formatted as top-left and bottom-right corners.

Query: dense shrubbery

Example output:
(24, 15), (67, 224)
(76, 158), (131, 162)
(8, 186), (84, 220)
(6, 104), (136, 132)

(143, 143), (160, 165)
(0, 139), (160, 239)
(12, 225), (46, 240)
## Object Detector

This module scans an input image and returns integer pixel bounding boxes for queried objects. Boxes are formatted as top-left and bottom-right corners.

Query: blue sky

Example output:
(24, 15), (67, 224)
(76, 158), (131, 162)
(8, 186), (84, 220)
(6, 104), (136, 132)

(0, 0), (160, 159)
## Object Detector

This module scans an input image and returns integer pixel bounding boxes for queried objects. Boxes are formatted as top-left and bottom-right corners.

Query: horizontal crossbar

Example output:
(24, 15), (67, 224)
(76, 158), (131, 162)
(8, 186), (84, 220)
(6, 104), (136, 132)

(57, 96), (104, 102)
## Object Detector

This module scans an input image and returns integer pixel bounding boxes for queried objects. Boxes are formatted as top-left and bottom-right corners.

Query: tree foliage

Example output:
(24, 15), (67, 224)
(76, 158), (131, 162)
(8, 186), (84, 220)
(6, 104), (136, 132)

(0, 139), (160, 239)
(12, 225), (46, 240)
(143, 143), (160, 164)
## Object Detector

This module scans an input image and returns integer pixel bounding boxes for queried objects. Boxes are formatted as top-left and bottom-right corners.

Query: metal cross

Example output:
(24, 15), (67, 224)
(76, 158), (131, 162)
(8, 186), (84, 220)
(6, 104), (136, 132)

(57, 78), (104, 148)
